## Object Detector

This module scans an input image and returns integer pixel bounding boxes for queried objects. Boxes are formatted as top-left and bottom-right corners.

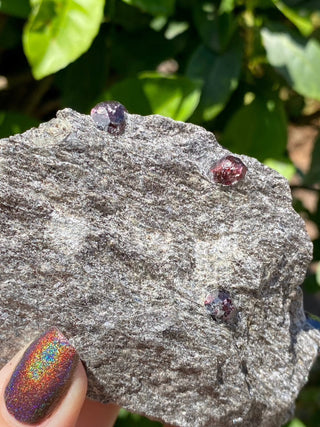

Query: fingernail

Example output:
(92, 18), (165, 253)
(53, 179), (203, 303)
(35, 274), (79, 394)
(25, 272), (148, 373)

(5, 327), (79, 424)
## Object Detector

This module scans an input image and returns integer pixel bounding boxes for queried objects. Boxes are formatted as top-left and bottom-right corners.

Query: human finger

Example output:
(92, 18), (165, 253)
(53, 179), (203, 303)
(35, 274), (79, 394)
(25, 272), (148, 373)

(0, 327), (87, 427)
(75, 399), (119, 427)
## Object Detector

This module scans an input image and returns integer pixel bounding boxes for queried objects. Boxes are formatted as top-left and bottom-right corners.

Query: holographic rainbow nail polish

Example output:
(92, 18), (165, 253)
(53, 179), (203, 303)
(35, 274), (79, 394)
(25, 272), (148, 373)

(5, 327), (79, 424)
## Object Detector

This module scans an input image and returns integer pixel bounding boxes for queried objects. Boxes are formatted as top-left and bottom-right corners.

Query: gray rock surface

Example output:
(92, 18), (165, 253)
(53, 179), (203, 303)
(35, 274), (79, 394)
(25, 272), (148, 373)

(0, 108), (319, 426)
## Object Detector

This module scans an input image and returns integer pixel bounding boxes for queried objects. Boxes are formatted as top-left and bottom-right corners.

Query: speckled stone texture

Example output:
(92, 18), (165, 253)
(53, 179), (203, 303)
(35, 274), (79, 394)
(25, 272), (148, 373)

(0, 109), (319, 427)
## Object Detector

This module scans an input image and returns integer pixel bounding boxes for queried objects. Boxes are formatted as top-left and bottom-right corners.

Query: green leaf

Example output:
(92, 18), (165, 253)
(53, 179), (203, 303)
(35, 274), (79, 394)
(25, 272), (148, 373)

(0, 112), (39, 138)
(222, 95), (287, 161)
(264, 158), (296, 180)
(271, 0), (314, 37)
(0, 0), (30, 18)
(115, 409), (162, 426)
(186, 42), (242, 121)
(193, 3), (237, 52)
(23, 0), (105, 79)
(285, 418), (306, 427)
(261, 27), (320, 101)
(164, 21), (189, 40)
(219, 0), (236, 14)
(103, 72), (202, 121)
(150, 16), (168, 31)
(121, 0), (175, 16)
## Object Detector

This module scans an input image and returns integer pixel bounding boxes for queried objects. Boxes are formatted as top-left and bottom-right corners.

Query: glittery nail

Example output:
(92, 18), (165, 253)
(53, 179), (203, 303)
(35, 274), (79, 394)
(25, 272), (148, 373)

(5, 327), (79, 424)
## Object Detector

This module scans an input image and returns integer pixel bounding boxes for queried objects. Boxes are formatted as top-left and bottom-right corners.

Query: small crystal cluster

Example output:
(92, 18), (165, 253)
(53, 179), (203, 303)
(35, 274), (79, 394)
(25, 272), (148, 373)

(90, 101), (127, 135)
(204, 290), (237, 324)
(211, 155), (247, 185)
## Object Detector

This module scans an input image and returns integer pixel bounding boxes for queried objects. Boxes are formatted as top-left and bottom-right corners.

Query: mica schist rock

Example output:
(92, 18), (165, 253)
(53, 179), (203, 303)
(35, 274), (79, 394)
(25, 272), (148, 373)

(0, 104), (319, 427)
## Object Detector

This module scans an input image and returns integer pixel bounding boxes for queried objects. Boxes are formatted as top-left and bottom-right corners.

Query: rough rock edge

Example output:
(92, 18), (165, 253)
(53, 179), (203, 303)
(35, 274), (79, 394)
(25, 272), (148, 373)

(0, 108), (319, 427)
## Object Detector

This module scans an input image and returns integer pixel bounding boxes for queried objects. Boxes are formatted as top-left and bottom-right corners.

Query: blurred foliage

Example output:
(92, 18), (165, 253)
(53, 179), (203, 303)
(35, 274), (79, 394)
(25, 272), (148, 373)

(115, 409), (162, 426)
(1, 0), (320, 425)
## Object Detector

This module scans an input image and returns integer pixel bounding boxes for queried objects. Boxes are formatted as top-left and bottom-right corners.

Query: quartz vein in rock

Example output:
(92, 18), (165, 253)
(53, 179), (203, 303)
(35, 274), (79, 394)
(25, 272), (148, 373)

(0, 108), (319, 427)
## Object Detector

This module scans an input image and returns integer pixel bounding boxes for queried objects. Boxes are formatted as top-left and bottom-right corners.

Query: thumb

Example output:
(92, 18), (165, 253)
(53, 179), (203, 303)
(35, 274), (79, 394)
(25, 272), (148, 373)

(0, 327), (87, 427)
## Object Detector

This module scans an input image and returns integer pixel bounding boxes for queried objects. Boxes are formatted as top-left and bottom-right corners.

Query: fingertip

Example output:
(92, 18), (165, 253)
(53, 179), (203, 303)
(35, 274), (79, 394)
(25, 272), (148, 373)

(0, 329), (87, 427)
(75, 399), (120, 427)
(45, 359), (88, 427)
(0, 347), (26, 427)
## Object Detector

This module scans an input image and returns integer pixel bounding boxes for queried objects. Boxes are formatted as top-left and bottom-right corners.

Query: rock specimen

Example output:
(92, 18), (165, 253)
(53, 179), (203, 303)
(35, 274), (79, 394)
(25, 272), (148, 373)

(0, 107), (319, 426)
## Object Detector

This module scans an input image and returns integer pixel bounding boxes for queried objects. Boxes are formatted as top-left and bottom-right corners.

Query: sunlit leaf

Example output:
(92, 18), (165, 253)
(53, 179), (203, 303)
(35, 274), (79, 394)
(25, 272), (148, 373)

(103, 72), (202, 121)
(23, 0), (105, 79)
(272, 0), (314, 36)
(219, 0), (236, 14)
(264, 158), (296, 180)
(286, 418), (306, 427)
(261, 27), (320, 101)
(150, 16), (167, 31)
(164, 21), (189, 39)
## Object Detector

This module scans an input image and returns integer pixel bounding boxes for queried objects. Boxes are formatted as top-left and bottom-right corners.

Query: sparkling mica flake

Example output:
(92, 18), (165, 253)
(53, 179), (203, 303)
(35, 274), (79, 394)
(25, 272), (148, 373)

(5, 327), (79, 425)
(90, 101), (127, 135)
(211, 155), (247, 185)
(204, 290), (237, 324)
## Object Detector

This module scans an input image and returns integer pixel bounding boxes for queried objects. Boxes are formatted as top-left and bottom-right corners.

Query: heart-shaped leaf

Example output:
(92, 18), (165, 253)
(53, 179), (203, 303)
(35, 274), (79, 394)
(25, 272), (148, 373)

(23, 0), (105, 79)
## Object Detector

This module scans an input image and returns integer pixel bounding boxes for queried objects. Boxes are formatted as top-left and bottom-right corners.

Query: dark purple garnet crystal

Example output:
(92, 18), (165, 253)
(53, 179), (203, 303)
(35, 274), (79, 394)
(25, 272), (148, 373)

(211, 155), (248, 185)
(204, 290), (237, 324)
(90, 101), (127, 135)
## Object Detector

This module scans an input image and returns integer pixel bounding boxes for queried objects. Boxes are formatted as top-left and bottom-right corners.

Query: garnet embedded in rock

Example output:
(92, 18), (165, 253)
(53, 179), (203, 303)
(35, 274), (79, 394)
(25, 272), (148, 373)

(105, 101), (127, 125)
(204, 290), (237, 323)
(0, 108), (318, 427)
(90, 103), (111, 131)
(90, 101), (127, 135)
(211, 155), (247, 185)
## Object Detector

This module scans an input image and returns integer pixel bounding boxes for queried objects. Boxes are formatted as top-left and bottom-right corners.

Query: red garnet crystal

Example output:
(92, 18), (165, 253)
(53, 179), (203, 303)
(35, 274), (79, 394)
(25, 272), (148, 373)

(204, 290), (237, 324)
(211, 155), (247, 185)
